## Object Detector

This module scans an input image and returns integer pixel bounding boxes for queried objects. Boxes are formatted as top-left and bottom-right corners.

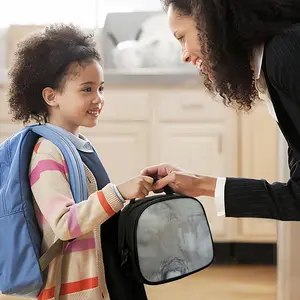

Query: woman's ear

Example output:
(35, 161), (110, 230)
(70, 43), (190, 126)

(42, 87), (58, 107)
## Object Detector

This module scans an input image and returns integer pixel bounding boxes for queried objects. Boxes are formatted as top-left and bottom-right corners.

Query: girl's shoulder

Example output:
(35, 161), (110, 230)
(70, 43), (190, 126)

(29, 137), (71, 184)
(32, 137), (64, 163)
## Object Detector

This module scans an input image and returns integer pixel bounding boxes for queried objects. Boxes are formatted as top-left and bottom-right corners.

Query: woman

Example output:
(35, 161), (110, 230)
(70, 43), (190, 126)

(142, 0), (300, 221)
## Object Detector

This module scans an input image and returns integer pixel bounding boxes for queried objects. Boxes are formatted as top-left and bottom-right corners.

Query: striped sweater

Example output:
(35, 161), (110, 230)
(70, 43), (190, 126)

(29, 137), (124, 300)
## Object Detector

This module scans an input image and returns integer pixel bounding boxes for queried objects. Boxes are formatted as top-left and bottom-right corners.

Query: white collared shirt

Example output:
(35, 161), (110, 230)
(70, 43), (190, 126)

(45, 123), (94, 152)
(253, 44), (278, 122)
(215, 45), (278, 216)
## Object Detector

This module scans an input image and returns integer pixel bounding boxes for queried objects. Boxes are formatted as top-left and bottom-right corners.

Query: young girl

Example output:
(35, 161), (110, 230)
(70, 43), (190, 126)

(8, 24), (153, 300)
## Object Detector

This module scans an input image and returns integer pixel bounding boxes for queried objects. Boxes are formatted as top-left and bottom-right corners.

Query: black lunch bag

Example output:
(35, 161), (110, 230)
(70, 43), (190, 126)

(118, 187), (214, 286)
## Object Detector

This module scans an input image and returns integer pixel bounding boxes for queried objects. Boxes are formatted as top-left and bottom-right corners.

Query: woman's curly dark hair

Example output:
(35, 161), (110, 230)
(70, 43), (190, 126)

(162, 0), (300, 111)
(8, 24), (101, 124)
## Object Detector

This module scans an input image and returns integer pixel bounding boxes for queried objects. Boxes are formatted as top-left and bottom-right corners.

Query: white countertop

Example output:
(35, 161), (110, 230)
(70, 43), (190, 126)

(0, 67), (201, 86)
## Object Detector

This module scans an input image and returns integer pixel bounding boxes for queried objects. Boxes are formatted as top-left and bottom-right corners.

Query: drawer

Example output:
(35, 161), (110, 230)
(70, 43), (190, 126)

(101, 89), (150, 121)
(155, 89), (225, 122)
(0, 87), (150, 123)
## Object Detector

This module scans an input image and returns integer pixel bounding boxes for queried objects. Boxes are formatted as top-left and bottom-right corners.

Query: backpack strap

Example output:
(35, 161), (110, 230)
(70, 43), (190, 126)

(38, 239), (64, 271)
(38, 239), (66, 300)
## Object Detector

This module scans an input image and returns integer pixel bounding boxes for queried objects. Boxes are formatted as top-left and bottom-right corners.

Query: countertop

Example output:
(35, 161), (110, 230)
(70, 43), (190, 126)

(0, 67), (202, 87)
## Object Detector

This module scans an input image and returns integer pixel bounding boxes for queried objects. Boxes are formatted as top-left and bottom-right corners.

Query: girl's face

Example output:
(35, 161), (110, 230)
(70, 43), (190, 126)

(43, 60), (104, 135)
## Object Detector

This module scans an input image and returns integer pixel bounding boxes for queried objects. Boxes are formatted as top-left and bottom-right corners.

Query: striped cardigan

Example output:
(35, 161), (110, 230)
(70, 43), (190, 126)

(29, 137), (124, 300)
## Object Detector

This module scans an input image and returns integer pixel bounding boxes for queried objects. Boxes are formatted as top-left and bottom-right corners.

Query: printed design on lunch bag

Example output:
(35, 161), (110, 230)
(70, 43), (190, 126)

(136, 197), (213, 282)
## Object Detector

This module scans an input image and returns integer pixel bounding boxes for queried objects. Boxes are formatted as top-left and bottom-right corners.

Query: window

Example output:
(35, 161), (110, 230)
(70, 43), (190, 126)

(0, 0), (162, 28)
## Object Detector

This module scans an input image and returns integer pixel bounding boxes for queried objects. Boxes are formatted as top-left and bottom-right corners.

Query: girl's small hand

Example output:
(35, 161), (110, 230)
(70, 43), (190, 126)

(117, 176), (154, 200)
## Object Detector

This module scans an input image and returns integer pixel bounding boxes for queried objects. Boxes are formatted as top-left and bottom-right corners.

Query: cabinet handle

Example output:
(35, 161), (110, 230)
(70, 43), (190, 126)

(182, 103), (204, 110)
(218, 135), (223, 153)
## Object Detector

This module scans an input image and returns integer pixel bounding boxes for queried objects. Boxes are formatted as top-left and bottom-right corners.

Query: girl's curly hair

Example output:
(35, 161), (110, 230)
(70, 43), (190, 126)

(162, 0), (300, 111)
(8, 24), (101, 124)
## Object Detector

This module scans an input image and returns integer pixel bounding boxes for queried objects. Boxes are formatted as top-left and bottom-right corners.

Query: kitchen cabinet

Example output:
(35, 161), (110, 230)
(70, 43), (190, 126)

(0, 83), (278, 242)
(83, 87), (278, 242)
(83, 86), (239, 241)
(80, 88), (151, 183)
(151, 88), (238, 241)
(235, 103), (278, 242)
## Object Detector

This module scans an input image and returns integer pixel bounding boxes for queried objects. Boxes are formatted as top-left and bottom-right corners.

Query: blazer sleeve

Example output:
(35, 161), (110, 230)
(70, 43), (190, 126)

(224, 26), (300, 221)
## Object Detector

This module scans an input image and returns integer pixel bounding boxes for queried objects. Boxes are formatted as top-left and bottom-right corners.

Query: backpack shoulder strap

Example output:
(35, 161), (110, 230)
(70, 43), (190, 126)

(39, 239), (64, 271)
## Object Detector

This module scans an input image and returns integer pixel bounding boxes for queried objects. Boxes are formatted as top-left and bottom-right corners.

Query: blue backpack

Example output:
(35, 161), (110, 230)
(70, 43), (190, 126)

(0, 124), (88, 297)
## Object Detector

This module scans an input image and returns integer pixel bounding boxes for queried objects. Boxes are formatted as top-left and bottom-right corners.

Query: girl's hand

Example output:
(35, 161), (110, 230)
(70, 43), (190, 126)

(117, 176), (154, 200)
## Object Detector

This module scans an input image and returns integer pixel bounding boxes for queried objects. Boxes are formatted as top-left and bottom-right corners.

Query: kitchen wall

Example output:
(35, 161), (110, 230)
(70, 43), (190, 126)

(0, 0), (162, 28)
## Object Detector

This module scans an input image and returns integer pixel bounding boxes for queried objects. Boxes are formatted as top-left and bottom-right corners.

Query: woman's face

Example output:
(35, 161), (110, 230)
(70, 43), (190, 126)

(167, 4), (202, 70)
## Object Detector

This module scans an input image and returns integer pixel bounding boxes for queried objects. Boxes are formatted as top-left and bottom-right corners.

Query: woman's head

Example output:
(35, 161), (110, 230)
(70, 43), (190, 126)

(8, 24), (104, 133)
(163, 0), (300, 111)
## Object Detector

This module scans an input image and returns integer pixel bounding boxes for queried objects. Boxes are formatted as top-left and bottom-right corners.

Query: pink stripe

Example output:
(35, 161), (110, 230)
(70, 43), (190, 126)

(42, 195), (74, 221)
(68, 205), (82, 238)
(36, 209), (47, 225)
(64, 238), (95, 253)
(62, 160), (69, 173)
(30, 159), (67, 186)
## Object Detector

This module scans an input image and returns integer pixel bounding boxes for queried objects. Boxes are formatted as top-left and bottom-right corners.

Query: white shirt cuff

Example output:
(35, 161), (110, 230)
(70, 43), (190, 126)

(214, 177), (226, 216)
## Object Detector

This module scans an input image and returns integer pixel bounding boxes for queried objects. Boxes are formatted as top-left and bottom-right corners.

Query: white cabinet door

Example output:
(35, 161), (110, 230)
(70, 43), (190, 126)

(153, 88), (238, 241)
(73, 87), (151, 184)
(80, 122), (149, 185)
(155, 122), (236, 241)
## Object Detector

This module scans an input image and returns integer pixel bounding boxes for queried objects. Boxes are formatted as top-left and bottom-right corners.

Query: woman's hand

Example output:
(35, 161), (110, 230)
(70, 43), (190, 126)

(141, 164), (217, 198)
(117, 175), (154, 200)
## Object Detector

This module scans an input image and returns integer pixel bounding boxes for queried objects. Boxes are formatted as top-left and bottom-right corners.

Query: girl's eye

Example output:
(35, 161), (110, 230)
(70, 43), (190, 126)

(83, 87), (92, 92)
(99, 86), (104, 92)
(177, 36), (184, 41)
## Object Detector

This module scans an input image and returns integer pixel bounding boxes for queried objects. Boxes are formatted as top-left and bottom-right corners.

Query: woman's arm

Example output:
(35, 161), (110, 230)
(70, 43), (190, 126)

(142, 162), (300, 221)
